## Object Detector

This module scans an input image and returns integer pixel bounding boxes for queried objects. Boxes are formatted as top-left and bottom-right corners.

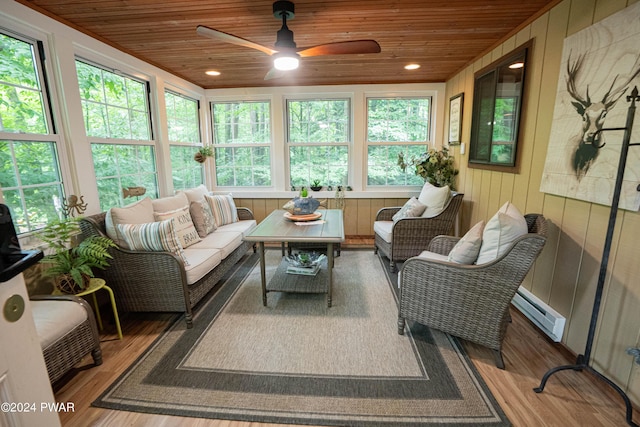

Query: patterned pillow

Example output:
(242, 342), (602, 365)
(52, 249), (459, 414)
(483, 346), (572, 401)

(154, 206), (201, 248)
(392, 197), (427, 222)
(205, 194), (239, 226)
(190, 199), (216, 237)
(117, 219), (189, 266)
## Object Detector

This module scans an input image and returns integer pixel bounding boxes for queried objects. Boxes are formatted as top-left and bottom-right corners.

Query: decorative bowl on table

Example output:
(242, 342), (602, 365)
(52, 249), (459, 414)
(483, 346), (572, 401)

(286, 251), (325, 268)
(283, 196), (320, 215)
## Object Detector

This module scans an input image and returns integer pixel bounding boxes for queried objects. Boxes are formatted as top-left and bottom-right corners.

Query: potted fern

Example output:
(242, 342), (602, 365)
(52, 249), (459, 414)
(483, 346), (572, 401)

(37, 217), (116, 294)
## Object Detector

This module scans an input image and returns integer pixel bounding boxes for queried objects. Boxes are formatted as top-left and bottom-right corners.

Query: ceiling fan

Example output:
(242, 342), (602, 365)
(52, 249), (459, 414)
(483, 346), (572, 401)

(196, 0), (381, 80)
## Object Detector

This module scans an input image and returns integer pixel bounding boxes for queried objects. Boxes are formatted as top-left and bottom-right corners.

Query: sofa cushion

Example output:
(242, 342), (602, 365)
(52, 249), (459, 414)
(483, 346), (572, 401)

(216, 219), (257, 236)
(105, 197), (155, 248)
(189, 231), (243, 259)
(476, 202), (528, 265)
(205, 194), (239, 226)
(154, 206), (201, 248)
(152, 192), (189, 213)
(117, 218), (189, 265)
(180, 184), (210, 203)
(32, 300), (87, 349)
(190, 199), (217, 237)
(183, 248), (223, 285)
(392, 197), (426, 222)
(373, 221), (393, 243)
(417, 182), (451, 218)
(447, 220), (485, 264)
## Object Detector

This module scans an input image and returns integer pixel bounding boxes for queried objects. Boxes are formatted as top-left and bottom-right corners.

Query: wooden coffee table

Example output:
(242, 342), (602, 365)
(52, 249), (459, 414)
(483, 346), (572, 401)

(243, 209), (345, 307)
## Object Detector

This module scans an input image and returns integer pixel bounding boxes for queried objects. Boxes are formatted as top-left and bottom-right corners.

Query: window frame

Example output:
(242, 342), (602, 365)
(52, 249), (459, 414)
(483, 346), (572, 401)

(75, 57), (159, 209)
(0, 28), (69, 234)
(284, 96), (352, 189)
(468, 41), (531, 172)
(164, 88), (204, 191)
(365, 95), (433, 188)
(210, 98), (273, 188)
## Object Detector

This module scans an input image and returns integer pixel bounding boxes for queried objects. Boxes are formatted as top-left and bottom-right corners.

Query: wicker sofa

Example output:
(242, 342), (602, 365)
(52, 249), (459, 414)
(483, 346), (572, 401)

(79, 188), (256, 328)
(31, 294), (102, 384)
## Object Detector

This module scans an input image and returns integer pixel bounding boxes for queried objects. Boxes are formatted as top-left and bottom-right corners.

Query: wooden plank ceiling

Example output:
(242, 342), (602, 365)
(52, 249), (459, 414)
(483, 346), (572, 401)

(17, 0), (559, 89)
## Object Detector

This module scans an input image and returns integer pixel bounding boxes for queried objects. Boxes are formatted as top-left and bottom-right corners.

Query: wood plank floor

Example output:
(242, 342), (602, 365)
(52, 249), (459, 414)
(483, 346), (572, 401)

(53, 243), (640, 427)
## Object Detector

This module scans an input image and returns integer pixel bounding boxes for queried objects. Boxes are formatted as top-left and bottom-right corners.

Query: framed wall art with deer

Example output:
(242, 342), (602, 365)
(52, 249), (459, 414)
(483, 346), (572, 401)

(540, 1), (640, 211)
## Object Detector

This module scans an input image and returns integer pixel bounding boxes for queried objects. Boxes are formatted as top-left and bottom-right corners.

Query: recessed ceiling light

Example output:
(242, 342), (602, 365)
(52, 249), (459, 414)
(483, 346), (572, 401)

(205, 70), (221, 76)
(404, 64), (420, 70)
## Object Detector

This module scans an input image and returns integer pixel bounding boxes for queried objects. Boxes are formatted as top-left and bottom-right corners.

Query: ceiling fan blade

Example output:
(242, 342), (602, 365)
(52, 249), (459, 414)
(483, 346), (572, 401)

(196, 25), (277, 56)
(298, 40), (381, 57)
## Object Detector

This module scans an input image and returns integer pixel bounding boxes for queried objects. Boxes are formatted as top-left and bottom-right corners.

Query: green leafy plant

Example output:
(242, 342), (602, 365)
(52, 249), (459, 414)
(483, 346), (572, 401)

(37, 217), (116, 293)
(398, 147), (459, 190)
(312, 179), (322, 187)
(194, 145), (214, 163)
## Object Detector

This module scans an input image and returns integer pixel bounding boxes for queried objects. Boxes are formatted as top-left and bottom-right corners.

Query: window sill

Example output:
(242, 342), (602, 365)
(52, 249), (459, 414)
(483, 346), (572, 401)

(212, 189), (421, 199)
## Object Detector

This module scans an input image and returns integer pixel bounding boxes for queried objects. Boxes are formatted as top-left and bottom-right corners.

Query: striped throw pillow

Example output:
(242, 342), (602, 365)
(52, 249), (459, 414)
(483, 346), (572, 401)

(205, 194), (238, 227)
(117, 219), (189, 266)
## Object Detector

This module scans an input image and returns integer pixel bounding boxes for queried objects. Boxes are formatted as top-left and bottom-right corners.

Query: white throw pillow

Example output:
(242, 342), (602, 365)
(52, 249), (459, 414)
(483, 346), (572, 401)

(105, 197), (155, 248)
(417, 182), (451, 218)
(447, 220), (485, 264)
(117, 219), (189, 266)
(154, 206), (201, 248)
(190, 199), (217, 237)
(205, 194), (239, 226)
(151, 192), (189, 213)
(476, 202), (528, 265)
(392, 197), (426, 222)
(180, 185), (210, 204)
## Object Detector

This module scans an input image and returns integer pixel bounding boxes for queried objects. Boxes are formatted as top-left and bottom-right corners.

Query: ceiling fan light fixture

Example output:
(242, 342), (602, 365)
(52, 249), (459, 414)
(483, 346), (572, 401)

(273, 52), (299, 70)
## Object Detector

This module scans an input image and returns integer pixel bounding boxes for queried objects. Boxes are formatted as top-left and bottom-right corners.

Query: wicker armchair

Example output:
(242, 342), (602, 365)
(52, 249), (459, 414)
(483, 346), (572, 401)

(397, 213), (548, 369)
(30, 295), (102, 384)
(374, 193), (463, 272)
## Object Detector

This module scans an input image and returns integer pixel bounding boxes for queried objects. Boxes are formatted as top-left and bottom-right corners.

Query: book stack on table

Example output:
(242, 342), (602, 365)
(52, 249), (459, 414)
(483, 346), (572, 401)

(286, 253), (326, 276)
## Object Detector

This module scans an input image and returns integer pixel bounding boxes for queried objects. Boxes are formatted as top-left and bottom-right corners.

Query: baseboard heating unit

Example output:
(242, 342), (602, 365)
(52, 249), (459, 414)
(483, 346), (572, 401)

(512, 286), (566, 342)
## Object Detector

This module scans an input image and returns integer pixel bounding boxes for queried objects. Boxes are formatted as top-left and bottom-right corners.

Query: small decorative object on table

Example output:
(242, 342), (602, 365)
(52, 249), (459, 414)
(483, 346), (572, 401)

(283, 196), (320, 215)
(285, 252), (326, 276)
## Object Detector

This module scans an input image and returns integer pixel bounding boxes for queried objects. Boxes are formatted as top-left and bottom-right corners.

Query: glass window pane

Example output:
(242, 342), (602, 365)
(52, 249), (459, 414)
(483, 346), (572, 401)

(76, 60), (151, 141)
(166, 91), (200, 143)
(287, 99), (349, 143)
(170, 145), (203, 190)
(212, 101), (270, 144)
(367, 98), (430, 143)
(92, 143), (158, 208)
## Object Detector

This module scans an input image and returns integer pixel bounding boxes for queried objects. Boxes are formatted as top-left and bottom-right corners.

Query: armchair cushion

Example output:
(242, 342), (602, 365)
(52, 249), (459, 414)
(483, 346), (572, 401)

(32, 299), (88, 349)
(418, 182), (450, 218)
(392, 197), (426, 221)
(447, 220), (485, 264)
(476, 202), (527, 265)
(373, 220), (394, 243)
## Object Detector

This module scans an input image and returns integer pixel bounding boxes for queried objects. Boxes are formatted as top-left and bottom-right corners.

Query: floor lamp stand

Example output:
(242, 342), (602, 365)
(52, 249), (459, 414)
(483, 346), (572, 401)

(534, 86), (640, 427)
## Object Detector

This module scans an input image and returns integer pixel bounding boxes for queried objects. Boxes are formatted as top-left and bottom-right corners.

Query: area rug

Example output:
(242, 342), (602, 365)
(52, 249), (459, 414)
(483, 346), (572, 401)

(93, 249), (510, 426)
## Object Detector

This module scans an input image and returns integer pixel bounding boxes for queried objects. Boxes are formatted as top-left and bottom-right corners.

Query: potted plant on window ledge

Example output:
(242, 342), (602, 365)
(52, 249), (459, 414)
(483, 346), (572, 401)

(310, 179), (323, 191)
(37, 217), (116, 294)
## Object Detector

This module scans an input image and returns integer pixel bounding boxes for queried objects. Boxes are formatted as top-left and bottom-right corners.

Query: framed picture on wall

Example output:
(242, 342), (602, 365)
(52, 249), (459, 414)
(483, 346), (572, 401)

(448, 93), (464, 145)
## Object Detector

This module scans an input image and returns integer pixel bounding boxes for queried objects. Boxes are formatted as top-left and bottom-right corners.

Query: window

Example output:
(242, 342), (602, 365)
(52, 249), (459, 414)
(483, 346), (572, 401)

(212, 100), (271, 187)
(165, 90), (203, 190)
(469, 42), (530, 169)
(76, 59), (157, 210)
(287, 98), (349, 188)
(366, 97), (431, 186)
(0, 30), (64, 233)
